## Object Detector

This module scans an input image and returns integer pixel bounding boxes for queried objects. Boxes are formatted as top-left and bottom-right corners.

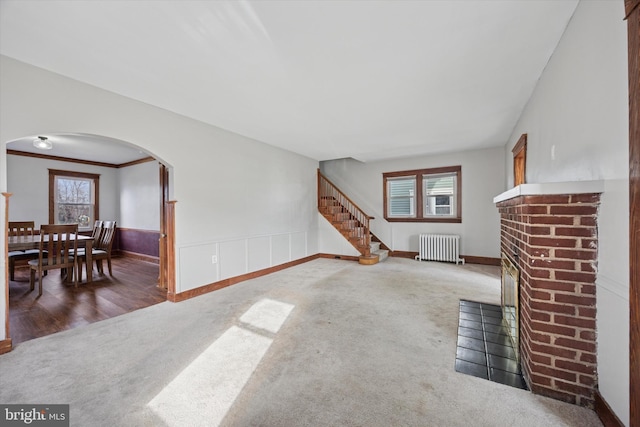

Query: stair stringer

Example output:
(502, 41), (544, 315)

(317, 213), (362, 257)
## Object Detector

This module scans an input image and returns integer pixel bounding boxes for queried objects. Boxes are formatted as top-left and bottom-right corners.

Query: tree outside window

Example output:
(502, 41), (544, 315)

(49, 170), (100, 230)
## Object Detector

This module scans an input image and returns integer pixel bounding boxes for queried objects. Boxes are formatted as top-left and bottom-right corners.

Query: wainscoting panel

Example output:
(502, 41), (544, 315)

(219, 240), (248, 282)
(178, 243), (219, 290)
(177, 231), (311, 294)
(271, 234), (290, 266)
(596, 274), (630, 426)
(117, 228), (160, 258)
(248, 236), (271, 272)
(291, 231), (307, 261)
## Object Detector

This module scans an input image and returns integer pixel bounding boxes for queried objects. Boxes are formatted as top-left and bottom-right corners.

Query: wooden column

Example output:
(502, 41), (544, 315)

(626, 0), (640, 423)
(165, 200), (177, 301)
(158, 164), (169, 289)
(1, 192), (13, 354)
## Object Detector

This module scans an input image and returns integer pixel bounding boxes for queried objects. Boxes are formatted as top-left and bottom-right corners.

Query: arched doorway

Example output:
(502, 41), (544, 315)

(3, 132), (174, 346)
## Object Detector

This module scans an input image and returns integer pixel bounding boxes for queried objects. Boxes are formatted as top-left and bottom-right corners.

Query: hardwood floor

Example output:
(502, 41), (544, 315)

(8, 256), (167, 345)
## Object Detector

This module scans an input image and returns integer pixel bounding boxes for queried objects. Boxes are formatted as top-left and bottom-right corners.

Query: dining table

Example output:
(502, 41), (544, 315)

(8, 233), (95, 283)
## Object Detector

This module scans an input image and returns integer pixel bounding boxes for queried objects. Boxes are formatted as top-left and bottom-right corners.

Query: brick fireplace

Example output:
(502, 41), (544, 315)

(494, 182), (603, 407)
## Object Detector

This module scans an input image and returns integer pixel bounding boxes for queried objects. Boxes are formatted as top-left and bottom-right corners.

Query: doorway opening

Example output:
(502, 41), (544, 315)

(3, 133), (175, 346)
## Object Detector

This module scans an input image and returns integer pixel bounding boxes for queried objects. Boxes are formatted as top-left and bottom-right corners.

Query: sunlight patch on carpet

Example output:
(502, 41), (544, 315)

(240, 298), (295, 333)
(147, 298), (294, 427)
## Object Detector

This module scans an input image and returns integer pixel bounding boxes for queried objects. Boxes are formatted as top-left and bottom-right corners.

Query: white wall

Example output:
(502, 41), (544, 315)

(119, 160), (160, 230)
(504, 1), (629, 424)
(0, 55), (320, 336)
(6, 154), (119, 227)
(321, 146), (505, 258)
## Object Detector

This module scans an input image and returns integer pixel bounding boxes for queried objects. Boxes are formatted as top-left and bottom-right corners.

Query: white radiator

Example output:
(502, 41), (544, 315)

(415, 234), (464, 264)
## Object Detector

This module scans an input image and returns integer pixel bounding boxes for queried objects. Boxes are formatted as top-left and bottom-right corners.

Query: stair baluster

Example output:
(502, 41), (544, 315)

(317, 169), (373, 257)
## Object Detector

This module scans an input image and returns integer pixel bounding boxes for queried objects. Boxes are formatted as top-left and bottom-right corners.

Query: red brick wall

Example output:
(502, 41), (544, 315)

(497, 193), (600, 407)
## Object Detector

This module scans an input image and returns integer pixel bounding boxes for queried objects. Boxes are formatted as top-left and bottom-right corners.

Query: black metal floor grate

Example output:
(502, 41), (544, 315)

(454, 300), (527, 389)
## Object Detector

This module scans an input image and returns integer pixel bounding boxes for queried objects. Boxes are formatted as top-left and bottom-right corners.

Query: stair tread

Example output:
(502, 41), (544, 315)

(372, 248), (389, 262)
(318, 186), (376, 258)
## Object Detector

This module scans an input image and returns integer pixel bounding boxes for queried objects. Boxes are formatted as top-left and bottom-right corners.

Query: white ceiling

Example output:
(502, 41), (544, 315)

(0, 0), (579, 163)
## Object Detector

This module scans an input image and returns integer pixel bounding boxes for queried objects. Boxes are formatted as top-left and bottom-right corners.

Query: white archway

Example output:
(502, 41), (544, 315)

(2, 131), (174, 349)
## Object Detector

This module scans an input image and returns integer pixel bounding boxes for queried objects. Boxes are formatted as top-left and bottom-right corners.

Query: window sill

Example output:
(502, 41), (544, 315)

(385, 217), (462, 223)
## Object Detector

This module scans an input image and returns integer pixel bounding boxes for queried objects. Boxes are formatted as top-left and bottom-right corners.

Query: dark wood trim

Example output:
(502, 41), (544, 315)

(117, 157), (155, 168)
(116, 228), (161, 258)
(383, 165), (462, 223)
(117, 250), (159, 264)
(48, 169), (100, 226)
(7, 149), (154, 169)
(389, 250), (418, 259)
(318, 253), (360, 262)
(627, 0), (640, 423)
(386, 217), (462, 224)
(117, 227), (160, 233)
(595, 391), (624, 427)
(383, 165), (462, 178)
(113, 228), (163, 260)
(164, 201), (176, 298)
(512, 133), (527, 186)
(389, 251), (500, 266)
(460, 255), (501, 266)
(168, 254), (321, 302)
(2, 192), (12, 353)
(0, 338), (12, 355)
(625, 0), (640, 19)
(317, 168), (321, 208)
(9, 149), (117, 168)
(512, 133), (528, 155)
(159, 164), (169, 289)
(48, 169), (101, 180)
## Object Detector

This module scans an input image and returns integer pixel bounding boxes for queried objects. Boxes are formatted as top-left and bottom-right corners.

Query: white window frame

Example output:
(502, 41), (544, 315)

(423, 172), (457, 218)
(387, 176), (416, 218)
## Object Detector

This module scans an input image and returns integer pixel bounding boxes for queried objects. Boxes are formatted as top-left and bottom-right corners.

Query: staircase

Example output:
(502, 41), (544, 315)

(369, 240), (389, 263)
(318, 170), (388, 265)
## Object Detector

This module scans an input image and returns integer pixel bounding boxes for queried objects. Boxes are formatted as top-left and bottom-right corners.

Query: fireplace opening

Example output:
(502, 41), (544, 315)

(501, 254), (520, 362)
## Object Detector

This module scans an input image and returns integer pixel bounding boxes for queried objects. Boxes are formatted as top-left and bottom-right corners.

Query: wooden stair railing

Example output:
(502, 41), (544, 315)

(317, 169), (374, 257)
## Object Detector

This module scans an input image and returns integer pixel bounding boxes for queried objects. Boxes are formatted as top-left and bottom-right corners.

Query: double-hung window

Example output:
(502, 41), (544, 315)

(387, 176), (416, 218)
(383, 165), (461, 223)
(49, 169), (100, 231)
(424, 173), (456, 216)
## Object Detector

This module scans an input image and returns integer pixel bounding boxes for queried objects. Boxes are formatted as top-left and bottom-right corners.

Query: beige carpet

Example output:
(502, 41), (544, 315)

(0, 258), (602, 426)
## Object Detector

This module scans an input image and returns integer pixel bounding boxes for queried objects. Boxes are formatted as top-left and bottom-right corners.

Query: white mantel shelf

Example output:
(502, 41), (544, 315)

(493, 180), (605, 204)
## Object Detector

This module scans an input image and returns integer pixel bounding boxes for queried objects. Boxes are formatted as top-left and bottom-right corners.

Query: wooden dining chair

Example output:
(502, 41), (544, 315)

(28, 224), (78, 297)
(77, 220), (116, 281)
(8, 221), (43, 281)
(88, 220), (104, 245)
(70, 220), (103, 257)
